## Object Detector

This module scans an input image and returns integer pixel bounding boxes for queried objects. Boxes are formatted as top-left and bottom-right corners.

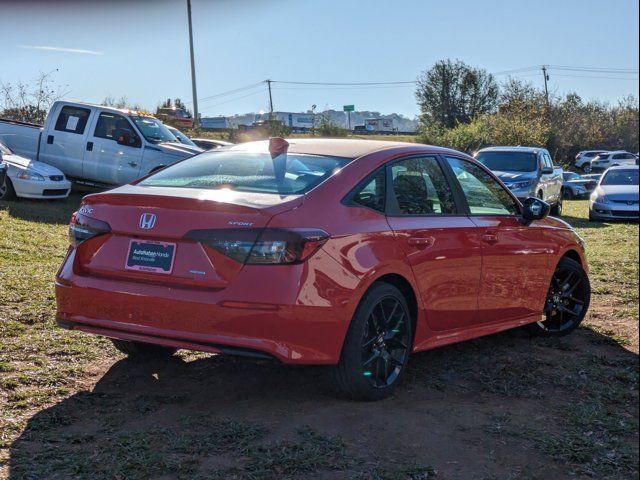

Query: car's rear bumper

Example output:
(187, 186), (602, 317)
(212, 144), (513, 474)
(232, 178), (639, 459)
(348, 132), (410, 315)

(55, 249), (357, 364)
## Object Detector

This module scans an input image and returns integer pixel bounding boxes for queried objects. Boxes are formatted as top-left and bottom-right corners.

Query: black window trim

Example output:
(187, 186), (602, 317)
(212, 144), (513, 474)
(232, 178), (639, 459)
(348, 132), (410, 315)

(93, 111), (142, 148)
(54, 105), (92, 135)
(441, 154), (523, 218)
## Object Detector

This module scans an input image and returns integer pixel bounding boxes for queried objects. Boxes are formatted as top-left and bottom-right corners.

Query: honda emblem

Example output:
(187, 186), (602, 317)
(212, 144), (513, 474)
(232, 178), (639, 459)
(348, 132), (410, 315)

(139, 213), (156, 229)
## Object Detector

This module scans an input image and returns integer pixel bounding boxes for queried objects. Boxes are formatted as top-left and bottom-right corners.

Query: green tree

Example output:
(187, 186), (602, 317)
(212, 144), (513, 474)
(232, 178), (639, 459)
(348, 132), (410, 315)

(416, 59), (499, 129)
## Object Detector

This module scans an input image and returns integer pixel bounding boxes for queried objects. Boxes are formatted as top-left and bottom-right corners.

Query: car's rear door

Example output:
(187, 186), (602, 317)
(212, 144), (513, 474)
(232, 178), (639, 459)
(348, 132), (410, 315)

(83, 111), (144, 184)
(385, 155), (482, 331)
(39, 104), (92, 178)
(444, 156), (551, 323)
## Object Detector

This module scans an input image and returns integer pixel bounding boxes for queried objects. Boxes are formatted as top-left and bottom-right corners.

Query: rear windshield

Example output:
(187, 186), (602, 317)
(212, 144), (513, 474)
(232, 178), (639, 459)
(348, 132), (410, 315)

(475, 151), (537, 172)
(139, 150), (350, 194)
(601, 170), (639, 186)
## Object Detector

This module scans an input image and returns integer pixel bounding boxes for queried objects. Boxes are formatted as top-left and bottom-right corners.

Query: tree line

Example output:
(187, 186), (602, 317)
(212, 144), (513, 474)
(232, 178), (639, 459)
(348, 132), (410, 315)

(415, 59), (639, 164)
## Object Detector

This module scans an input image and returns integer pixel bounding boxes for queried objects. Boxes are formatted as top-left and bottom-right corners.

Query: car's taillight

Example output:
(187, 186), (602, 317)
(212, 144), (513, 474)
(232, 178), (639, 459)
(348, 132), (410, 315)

(69, 212), (112, 247)
(185, 228), (329, 264)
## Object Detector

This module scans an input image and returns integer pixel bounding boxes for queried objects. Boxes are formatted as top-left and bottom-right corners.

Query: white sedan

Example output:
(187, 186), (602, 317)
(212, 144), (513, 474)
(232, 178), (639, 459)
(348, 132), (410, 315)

(0, 141), (71, 200)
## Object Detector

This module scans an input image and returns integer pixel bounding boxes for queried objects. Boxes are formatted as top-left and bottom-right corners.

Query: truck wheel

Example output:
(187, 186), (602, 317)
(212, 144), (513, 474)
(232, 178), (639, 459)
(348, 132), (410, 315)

(0, 177), (16, 200)
(581, 164), (591, 173)
(111, 339), (177, 358)
(551, 197), (563, 216)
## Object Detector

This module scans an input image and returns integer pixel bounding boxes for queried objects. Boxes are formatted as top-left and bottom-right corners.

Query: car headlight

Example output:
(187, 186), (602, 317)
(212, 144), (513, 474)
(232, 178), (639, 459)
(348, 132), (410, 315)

(508, 179), (535, 190)
(17, 169), (45, 182)
(591, 193), (610, 204)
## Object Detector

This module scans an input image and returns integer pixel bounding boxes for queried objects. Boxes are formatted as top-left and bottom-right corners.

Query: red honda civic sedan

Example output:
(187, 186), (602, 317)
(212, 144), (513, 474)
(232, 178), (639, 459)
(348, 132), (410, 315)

(56, 138), (590, 400)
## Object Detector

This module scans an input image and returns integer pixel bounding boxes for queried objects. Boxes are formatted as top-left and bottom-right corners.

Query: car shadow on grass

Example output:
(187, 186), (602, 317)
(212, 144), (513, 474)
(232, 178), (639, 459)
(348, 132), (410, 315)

(7, 326), (639, 479)
(0, 189), (93, 225)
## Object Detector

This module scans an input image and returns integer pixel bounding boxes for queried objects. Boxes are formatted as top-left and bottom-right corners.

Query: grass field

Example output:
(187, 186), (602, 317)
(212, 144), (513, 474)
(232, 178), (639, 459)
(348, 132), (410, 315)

(0, 195), (637, 479)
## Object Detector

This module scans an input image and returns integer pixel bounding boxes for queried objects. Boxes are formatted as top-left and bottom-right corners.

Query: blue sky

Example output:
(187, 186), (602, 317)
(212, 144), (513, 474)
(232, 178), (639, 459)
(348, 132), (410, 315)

(1, 0), (638, 118)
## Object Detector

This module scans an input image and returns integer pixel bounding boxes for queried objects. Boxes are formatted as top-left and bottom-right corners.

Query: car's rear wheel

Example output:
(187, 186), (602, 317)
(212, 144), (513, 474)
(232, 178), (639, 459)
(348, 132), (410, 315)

(527, 257), (590, 337)
(581, 164), (591, 173)
(111, 339), (177, 358)
(0, 177), (16, 200)
(331, 282), (412, 401)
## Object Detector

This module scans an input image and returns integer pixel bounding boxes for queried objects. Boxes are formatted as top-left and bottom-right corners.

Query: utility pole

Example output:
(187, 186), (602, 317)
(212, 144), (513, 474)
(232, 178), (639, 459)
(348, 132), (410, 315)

(541, 65), (550, 107)
(187, 0), (199, 127)
(266, 80), (274, 119)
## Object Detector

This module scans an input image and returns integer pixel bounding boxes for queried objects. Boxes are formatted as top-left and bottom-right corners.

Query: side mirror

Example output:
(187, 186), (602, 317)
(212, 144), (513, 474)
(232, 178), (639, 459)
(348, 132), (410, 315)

(521, 197), (550, 225)
(541, 166), (554, 174)
(117, 130), (140, 148)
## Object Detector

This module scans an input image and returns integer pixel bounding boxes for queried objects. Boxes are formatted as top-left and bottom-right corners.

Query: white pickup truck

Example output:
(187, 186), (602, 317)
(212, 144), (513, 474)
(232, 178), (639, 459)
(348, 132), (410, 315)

(0, 101), (202, 187)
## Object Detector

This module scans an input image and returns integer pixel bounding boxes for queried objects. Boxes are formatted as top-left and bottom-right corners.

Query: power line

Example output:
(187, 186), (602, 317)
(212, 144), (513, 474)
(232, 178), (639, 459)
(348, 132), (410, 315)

(272, 80), (417, 86)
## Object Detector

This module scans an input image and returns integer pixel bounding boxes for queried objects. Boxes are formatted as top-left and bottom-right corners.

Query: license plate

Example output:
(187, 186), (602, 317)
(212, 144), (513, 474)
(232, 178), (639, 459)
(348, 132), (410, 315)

(125, 240), (176, 274)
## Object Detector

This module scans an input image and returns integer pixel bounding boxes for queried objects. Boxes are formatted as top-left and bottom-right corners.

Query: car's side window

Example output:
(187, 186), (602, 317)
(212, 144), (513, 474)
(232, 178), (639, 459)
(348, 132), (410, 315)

(446, 156), (519, 216)
(390, 156), (456, 215)
(54, 106), (91, 134)
(543, 153), (553, 169)
(94, 113), (140, 144)
(351, 170), (385, 212)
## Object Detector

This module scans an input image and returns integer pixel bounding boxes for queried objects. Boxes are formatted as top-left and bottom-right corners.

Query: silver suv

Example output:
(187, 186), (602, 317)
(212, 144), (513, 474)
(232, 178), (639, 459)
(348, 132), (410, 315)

(475, 146), (564, 215)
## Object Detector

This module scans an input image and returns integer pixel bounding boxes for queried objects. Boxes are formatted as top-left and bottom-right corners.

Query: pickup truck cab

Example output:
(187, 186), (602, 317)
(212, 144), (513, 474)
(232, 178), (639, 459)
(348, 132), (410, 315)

(475, 146), (564, 215)
(0, 101), (202, 187)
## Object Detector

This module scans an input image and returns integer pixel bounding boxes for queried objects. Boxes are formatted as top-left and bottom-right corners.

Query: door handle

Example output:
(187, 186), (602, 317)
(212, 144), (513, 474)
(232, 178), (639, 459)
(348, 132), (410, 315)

(86, 141), (93, 151)
(481, 233), (499, 244)
(128, 161), (139, 167)
(407, 236), (435, 248)
(47, 135), (54, 145)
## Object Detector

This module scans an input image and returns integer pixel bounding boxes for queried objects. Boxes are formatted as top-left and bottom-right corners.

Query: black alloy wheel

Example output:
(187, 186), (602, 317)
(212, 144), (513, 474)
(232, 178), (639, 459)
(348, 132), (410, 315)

(361, 296), (410, 388)
(528, 257), (590, 336)
(331, 282), (413, 400)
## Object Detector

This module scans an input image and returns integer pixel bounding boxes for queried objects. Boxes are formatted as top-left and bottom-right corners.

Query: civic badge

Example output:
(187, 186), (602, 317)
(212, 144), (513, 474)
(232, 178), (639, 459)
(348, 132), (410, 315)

(139, 213), (156, 229)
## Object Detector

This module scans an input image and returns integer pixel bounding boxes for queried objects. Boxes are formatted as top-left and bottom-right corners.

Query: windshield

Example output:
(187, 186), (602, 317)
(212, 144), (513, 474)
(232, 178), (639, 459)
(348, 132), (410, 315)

(0, 141), (12, 155)
(130, 116), (178, 143)
(476, 151), (537, 172)
(563, 172), (581, 181)
(139, 150), (350, 194)
(168, 127), (197, 147)
(601, 170), (639, 186)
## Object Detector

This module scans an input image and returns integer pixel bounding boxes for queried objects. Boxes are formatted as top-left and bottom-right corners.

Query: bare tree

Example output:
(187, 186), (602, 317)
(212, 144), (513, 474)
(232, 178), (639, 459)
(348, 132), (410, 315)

(0, 71), (67, 124)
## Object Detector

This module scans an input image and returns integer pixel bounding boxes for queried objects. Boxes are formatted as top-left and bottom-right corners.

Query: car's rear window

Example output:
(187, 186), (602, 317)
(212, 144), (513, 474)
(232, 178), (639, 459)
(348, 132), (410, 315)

(139, 150), (350, 194)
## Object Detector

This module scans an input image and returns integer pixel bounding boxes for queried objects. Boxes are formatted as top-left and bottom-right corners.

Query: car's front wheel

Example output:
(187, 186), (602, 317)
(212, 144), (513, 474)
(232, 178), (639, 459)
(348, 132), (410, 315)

(111, 339), (177, 358)
(0, 177), (16, 200)
(527, 257), (590, 337)
(331, 282), (413, 401)
(581, 164), (592, 173)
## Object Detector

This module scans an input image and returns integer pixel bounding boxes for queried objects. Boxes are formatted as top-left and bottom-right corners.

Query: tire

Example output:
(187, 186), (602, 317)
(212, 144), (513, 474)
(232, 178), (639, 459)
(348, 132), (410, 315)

(581, 164), (591, 173)
(537, 190), (544, 200)
(0, 176), (16, 200)
(527, 257), (590, 337)
(330, 282), (413, 401)
(551, 196), (563, 216)
(111, 339), (177, 358)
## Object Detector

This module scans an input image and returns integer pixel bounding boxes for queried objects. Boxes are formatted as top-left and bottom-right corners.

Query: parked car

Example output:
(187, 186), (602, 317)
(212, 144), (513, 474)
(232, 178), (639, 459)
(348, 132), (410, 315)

(166, 126), (201, 149)
(156, 107), (194, 129)
(0, 157), (6, 190)
(190, 138), (234, 150)
(582, 173), (602, 182)
(562, 171), (598, 199)
(0, 141), (70, 200)
(0, 101), (202, 188)
(56, 138), (590, 400)
(589, 166), (639, 221)
(574, 150), (607, 173)
(590, 151), (637, 172)
(475, 146), (564, 215)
